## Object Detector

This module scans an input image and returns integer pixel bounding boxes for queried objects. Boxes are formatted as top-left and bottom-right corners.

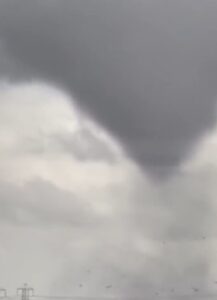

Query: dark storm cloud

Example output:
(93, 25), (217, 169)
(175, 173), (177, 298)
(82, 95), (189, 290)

(0, 0), (217, 174)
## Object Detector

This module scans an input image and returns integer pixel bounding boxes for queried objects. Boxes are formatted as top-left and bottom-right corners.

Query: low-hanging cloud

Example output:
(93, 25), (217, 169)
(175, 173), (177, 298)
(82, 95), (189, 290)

(0, 179), (98, 227)
(1, 0), (217, 174)
(0, 82), (217, 297)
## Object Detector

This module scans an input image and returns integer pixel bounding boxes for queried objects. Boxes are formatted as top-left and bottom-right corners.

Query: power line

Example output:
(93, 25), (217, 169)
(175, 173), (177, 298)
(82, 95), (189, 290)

(17, 284), (34, 300)
(5, 285), (217, 300)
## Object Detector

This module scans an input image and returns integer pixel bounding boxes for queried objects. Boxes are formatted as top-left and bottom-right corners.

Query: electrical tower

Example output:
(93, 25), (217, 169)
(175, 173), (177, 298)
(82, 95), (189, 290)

(17, 284), (34, 300)
(0, 289), (7, 298)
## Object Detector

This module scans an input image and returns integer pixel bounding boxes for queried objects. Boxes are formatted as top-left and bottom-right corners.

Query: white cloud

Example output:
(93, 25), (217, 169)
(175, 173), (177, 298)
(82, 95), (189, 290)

(0, 82), (129, 191)
(1, 82), (217, 298)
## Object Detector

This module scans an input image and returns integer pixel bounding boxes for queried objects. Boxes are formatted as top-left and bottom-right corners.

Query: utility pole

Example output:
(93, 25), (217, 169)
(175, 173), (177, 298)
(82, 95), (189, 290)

(0, 289), (7, 298)
(17, 284), (34, 300)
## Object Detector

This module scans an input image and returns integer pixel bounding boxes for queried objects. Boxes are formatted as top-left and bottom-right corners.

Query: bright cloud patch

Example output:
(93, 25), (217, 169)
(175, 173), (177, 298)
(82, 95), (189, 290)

(0, 82), (130, 191)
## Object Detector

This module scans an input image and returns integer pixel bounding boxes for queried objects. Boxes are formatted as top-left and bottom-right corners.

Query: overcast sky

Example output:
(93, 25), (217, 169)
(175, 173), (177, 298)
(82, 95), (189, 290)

(1, 1), (217, 299)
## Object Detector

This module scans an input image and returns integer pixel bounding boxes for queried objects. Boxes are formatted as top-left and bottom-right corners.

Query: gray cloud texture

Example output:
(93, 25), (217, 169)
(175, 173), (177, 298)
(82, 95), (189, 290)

(0, 174), (212, 297)
(49, 169), (215, 297)
(0, 179), (97, 227)
(0, 1), (217, 297)
(15, 127), (116, 162)
(1, 0), (217, 174)
(53, 128), (116, 163)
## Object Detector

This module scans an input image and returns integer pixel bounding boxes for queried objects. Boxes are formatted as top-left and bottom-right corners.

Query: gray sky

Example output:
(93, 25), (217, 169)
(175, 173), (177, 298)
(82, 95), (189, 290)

(1, 1), (217, 299)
